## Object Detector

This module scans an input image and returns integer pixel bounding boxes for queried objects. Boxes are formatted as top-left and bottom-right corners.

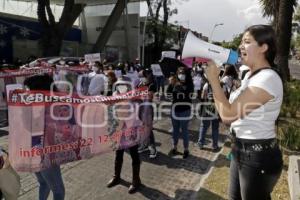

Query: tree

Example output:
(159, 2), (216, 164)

(259, 0), (297, 81)
(145, 0), (185, 62)
(37, 0), (85, 57)
(221, 33), (243, 50)
(276, 0), (297, 81)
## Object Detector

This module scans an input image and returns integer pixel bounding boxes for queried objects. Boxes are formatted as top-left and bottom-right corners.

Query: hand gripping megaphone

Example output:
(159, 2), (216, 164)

(182, 31), (238, 65)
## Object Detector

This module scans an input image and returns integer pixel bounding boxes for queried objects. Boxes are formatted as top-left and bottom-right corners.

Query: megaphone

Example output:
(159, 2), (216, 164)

(182, 31), (238, 65)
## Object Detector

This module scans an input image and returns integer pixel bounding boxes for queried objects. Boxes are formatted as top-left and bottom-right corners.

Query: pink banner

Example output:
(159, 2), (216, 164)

(8, 87), (152, 172)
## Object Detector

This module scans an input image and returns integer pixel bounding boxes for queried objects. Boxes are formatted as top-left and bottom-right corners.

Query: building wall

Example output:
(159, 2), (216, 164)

(82, 2), (140, 62)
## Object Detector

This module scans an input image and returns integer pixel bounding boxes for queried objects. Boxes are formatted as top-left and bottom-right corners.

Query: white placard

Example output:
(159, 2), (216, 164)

(151, 64), (163, 76)
(6, 84), (23, 101)
(161, 51), (176, 59)
(84, 53), (101, 63)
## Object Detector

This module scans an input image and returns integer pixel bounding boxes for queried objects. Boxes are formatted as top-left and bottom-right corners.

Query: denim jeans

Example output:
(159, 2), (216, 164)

(198, 118), (219, 148)
(35, 165), (65, 200)
(229, 146), (283, 200)
(155, 76), (165, 94)
(171, 110), (191, 150)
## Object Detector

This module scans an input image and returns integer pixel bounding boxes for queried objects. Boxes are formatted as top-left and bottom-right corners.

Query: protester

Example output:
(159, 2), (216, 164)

(107, 76), (142, 194)
(0, 147), (21, 200)
(105, 70), (117, 96)
(24, 74), (65, 200)
(197, 77), (220, 152)
(204, 25), (283, 199)
(88, 62), (107, 96)
(151, 63), (165, 96)
(136, 68), (158, 159)
(221, 64), (239, 98)
(169, 67), (194, 159)
(165, 72), (176, 101)
(192, 67), (204, 101)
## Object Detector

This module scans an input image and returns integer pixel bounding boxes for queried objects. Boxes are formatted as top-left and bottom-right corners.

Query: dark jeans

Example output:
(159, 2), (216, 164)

(171, 110), (191, 150)
(155, 76), (165, 94)
(198, 118), (219, 148)
(116, 145), (140, 166)
(229, 146), (283, 200)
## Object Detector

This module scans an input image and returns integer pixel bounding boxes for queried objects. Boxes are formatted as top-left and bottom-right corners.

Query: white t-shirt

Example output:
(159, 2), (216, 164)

(229, 69), (283, 139)
(88, 74), (108, 96)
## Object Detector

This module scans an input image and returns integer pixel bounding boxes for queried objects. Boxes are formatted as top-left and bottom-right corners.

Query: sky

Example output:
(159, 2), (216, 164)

(0, 0), (272, 42)
(141, 0), (271, 42)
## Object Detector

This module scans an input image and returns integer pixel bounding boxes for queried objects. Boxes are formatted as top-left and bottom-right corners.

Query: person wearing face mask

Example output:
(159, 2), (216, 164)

(24, 75), (66, 200)
(107, 76), (142, 194)
(169, 67), (194, 159)
(88, 63), (108, 96)
(105, 71), (117, 96)
(204, 25), (283, 200)
(136, 69), (158, 159)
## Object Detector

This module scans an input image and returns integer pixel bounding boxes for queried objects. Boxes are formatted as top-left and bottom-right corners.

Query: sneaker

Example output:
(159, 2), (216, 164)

(138, 145), (149, 153)
(183, 150), (189, 159)
(149, 146), (157, 159)
(168, 128), (173, 133)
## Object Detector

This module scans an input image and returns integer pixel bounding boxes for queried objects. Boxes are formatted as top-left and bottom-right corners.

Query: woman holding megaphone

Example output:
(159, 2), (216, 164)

(203, 25), (283, 200)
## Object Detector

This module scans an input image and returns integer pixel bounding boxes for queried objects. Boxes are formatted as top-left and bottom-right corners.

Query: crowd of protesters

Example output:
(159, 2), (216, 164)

(0, 53), (250, 198)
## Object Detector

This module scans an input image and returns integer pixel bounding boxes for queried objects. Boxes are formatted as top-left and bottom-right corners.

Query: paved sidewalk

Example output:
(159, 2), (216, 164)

(1, 108), (227, 200)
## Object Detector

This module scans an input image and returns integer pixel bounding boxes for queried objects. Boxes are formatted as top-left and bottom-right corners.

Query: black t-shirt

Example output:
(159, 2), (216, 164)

(172, 84), (193, 113)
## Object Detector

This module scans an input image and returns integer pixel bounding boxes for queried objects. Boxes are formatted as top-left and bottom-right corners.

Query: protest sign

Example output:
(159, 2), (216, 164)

(84, 53), (101, 63)
(151, 64), (163, 76)
(161, 51), (176, 59)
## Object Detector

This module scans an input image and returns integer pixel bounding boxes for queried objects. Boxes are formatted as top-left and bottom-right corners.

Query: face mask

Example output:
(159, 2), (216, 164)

(92, 66), (98, 72)
(178, 74), (186, 81)
(117, 85), (128, 93)
(59, 61), (65, 65)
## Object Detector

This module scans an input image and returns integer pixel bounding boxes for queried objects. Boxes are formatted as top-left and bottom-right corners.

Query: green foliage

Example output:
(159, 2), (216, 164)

(283, 79), (300, 117)
(146, 19), (179, 47)
(221, 33), (243, 50)
(292, 34), (300, 50)
(278, 120), (300, 151)
(278, 79), (300, 151)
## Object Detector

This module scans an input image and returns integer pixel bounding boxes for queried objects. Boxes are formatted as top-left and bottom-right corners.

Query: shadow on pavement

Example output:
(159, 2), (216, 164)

(139, 184), (173, 200)
(153, 127), (228, 144)
(197, 188), (226, 200)
(140, 151), (210, 174)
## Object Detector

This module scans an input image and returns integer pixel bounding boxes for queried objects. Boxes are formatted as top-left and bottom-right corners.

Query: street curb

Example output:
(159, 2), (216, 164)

(190, 143), (227, 200)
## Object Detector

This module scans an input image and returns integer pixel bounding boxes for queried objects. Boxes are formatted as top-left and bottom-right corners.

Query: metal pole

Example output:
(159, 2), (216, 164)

(210, 23), (223, 42)
(142, 9), (150, 67)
